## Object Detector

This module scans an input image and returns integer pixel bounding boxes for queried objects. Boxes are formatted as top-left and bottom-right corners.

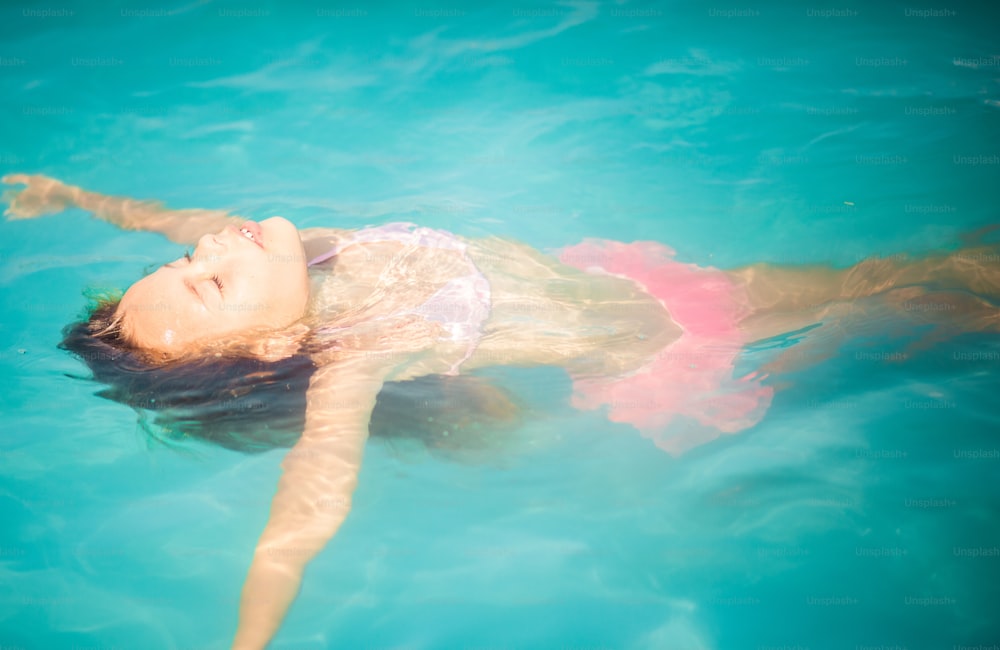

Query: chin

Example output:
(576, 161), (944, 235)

(261, 217), (307, 261)
(262, 216), (299, 238)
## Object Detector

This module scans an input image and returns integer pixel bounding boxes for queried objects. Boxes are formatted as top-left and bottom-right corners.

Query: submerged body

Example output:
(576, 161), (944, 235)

(302, 224), (682, 380)
(5, 173), (999, 649)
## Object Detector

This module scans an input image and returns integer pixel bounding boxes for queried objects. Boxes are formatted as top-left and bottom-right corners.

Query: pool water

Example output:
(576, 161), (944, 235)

(2, 1), (999, 648)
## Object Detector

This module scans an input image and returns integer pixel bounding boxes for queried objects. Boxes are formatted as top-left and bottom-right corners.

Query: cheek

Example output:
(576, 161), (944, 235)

(238, 265), (290, 311)
(263, 253), (307, 288)
(236, 250), (307, 316)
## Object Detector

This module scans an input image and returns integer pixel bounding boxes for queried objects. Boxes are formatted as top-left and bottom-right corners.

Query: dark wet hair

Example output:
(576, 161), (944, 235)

(60, 297), (522, 457)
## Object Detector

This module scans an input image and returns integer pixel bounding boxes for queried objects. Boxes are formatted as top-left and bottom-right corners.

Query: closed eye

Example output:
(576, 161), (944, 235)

(212, 274), (224, 293)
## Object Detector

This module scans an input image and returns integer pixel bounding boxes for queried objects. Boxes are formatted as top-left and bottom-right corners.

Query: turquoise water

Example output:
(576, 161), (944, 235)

(2, 1), (999, 648)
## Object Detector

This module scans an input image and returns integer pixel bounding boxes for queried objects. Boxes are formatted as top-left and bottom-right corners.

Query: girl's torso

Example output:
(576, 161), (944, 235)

(299, 224), (681, 379)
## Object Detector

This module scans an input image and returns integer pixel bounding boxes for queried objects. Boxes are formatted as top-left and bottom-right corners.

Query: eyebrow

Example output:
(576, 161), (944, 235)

(165, 263), (206, 307)
(184, 278), (207, 307)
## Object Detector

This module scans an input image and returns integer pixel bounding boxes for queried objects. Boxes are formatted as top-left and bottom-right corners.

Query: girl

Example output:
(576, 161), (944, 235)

(4, 173), (997, 649)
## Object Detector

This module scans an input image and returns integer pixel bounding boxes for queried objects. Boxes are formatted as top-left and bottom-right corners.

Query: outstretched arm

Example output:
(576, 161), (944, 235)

(231, 315), (444, 650)
(2, 173), (242, 245)
(231, 356), (389, 650)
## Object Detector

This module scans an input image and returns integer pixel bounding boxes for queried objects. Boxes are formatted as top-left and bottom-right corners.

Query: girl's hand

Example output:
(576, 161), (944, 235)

(2, 173), (74, 219)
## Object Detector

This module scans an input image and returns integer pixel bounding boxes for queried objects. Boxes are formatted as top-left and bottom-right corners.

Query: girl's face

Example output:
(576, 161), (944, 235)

(117, 217), (310, 356)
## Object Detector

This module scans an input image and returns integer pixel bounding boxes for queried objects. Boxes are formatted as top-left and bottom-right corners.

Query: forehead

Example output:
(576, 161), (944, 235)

(117, 266), (195, 351)
(121, 264), (199, 314)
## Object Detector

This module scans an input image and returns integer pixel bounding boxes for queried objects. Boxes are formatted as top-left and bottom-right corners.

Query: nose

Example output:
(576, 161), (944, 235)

(196, 232), (227, 258)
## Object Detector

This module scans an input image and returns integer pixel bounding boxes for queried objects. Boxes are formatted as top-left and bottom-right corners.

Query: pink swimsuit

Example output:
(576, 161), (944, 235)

(309, 222), (491, 376)
(558, 239), (773, 456)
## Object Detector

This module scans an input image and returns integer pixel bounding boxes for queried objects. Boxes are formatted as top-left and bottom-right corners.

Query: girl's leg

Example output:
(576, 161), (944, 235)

(726, 246), (1000, 376)
(550, 238), (999, 455)
(727, 244), (1000, 343)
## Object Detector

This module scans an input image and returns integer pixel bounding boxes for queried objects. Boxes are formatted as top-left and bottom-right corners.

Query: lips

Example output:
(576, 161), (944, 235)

(236, 220), (265, 249)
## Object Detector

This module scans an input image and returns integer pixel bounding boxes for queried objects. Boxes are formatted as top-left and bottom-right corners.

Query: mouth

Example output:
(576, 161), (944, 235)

(233, 221), (265, 249)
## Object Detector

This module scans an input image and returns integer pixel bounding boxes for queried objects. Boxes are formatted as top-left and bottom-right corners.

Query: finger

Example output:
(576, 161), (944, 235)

(1, 174), (29, 185)
(4, 206), (32, 220)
